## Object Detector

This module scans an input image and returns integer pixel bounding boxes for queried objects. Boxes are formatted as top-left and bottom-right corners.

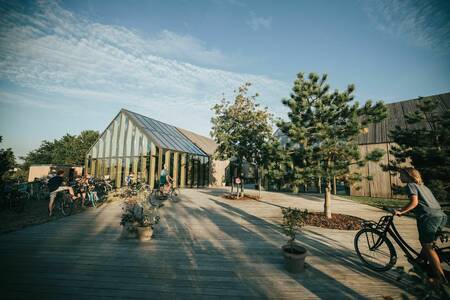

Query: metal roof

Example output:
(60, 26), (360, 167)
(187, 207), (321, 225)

(122, 109), (208, 156)
(177, 128), (217, 156)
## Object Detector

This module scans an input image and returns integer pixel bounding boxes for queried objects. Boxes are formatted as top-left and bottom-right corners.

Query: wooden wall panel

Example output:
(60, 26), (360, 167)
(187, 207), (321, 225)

(350, 144), (369, 196)
(366, 143), (391, 198)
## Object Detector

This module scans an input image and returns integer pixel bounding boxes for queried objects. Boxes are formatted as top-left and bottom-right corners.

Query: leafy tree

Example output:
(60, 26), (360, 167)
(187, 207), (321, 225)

(211, 83), (274, 197)
(385, 98), (450, 201)
(264, 137), (290, 191)
(0, 136), (17, 184)
(278, 73), (387, 218)
(22, 130), (99, 168)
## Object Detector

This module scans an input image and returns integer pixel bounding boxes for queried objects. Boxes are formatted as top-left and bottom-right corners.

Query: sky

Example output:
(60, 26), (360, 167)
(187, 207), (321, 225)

(0, 0), (449, 158)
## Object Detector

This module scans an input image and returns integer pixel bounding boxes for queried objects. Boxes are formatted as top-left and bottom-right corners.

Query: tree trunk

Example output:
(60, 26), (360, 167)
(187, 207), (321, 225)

(258, 167), (262, 199)
(333, 176), (337, 195)
(324, 180), (332, 219)
(231, 177), (234, 194)
(318, 177), (322, 194)
(241, 178), (245, 197)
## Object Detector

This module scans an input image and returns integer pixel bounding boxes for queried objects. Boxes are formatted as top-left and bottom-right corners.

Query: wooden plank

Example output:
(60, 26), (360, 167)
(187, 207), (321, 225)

(180, 153), (186, 188)
(173, 152), (179, 188)
(366, 143), (391, 198)
(350, 145), (369, 196)
(0, 188), (421, 299)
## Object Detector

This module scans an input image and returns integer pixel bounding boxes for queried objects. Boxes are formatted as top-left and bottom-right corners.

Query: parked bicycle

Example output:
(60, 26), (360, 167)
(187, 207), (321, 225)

(1, 189), (29, 213)
(354, 208), (450, 278)
(149, 182), (180, 206)
(51, 190), (74, 216)
(31, 181), (49, 202)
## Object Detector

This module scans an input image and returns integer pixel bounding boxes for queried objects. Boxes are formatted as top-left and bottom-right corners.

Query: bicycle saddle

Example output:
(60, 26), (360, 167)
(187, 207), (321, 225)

(436, 230), (449, 243)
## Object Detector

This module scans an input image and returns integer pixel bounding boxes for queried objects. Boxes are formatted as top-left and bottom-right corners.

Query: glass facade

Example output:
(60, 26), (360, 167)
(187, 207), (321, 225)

(86, 111), (210, 188)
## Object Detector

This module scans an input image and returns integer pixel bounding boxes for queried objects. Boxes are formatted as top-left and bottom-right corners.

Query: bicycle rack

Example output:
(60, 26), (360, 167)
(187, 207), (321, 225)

(361, 220), (377, 229)
(375, 216), (392, 233)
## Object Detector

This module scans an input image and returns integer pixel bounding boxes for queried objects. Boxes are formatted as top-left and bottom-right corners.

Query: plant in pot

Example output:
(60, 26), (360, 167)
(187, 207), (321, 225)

(120, 205), (138, 239)
(136, 212), (160, 241)
(281, 207), (309, 273)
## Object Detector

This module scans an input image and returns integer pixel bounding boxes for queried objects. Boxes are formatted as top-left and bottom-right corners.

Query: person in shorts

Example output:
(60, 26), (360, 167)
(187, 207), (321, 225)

(395, 167), (447, 284)
(48, 170), (76, 216)
(159, 165), (172, 194)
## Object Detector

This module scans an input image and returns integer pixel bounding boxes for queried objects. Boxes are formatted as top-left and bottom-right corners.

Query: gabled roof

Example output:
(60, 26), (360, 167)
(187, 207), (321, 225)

(122, 109), (207, 156)
(177, 127), (217, 156)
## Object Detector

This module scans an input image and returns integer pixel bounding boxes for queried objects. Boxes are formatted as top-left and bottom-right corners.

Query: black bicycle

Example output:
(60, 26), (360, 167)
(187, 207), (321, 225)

(52, 190), (73, 216)
(1, 189), (28, 213)
(354, 208), (450, 278)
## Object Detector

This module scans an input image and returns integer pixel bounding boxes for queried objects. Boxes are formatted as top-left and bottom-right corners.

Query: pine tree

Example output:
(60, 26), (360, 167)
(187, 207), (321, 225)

(278, 73), (387, 218)
(385, 98), (450, 201)
(211, 83), (274, 198)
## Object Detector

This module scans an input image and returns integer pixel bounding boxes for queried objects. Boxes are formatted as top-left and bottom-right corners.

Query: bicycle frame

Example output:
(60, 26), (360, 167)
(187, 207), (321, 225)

(364, 215), (419, 262)
(385, 218), (420, 261)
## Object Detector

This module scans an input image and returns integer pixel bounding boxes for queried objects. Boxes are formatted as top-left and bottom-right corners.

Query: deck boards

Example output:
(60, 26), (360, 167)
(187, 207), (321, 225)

(0, 188), (439, 299)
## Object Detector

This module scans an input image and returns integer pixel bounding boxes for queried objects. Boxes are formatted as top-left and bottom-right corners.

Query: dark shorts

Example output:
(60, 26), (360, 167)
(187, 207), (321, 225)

(160, 176), (166, 185)
(417, 213), (447, 244)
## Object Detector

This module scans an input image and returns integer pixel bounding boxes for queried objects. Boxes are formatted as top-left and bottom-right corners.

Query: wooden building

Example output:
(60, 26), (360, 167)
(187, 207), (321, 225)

(350, 92), (450, 198)
(273, 92), (450, 198)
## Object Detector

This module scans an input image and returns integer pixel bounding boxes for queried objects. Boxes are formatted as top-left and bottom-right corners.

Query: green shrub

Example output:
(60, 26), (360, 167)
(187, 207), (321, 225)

(281, 207), (308, 251)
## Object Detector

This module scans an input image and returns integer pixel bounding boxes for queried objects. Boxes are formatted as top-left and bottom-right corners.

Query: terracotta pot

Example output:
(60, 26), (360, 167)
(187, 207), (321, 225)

(282, 244), (307, 273)
(136, 226), (153, 241)
(121, 223), (137, 239)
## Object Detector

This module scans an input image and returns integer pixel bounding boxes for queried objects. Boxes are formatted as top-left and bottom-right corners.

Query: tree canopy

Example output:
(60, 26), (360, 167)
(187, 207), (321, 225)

(22, 130), (99, 168)
(278, 73), (387, 218)
(0, 136), (17, 184)
(211, 83), (274, 196)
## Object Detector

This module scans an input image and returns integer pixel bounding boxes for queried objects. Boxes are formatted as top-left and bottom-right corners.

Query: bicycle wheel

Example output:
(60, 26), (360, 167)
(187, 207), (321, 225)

(354, 228), (397, 271)
(149, 190), (159, 206)
(11, 192), (26, 213)
(60, 194), (73, 216)
(170, 188), (180, 201)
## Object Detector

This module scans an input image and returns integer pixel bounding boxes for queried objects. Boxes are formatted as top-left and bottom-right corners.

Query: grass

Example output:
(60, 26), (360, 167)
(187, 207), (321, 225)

(340, 195), (450, 219)
(339, 195), (409, 210)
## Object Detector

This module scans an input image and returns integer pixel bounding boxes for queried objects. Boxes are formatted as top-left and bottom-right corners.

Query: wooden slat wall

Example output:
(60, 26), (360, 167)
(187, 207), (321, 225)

(366, 143), (391, 198)
(351, 93), (450, 198)
(357, 92), (450, 144)
(350, 143), (409, 199)
(350, 145), (369, 197)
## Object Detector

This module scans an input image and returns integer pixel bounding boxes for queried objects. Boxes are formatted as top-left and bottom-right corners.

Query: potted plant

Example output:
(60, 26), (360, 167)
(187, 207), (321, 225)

(135, 213), (160, 241)
(120, 201), (160, 241)
(120, 203), (140, 239)
(281, 207), (308, 273)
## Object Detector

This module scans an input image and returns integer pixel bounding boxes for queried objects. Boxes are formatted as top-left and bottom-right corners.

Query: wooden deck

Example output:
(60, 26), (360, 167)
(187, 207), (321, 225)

(0, 188), (430, 299)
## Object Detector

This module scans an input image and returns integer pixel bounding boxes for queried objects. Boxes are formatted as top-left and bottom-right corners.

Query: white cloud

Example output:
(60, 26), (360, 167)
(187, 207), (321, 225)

(363, 0), (450, 54)
(247, 11), (272, 31)
(0, 1), (288, 116)
(212, 0), (247, 8)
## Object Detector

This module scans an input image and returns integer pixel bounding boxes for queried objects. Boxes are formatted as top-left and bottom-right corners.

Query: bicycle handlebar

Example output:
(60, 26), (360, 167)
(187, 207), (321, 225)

(383, 207), (397, 216)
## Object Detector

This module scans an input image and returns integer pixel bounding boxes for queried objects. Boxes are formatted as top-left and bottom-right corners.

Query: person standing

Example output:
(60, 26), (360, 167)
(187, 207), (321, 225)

(48, 170), (76, 216)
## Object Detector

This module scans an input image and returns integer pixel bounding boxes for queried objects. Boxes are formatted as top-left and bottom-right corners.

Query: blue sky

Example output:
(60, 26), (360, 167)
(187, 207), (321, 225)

(1, 0), (449, 158)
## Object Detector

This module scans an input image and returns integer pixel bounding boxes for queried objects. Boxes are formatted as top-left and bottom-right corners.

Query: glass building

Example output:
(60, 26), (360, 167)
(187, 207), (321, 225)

(85, 109), (211, 188)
